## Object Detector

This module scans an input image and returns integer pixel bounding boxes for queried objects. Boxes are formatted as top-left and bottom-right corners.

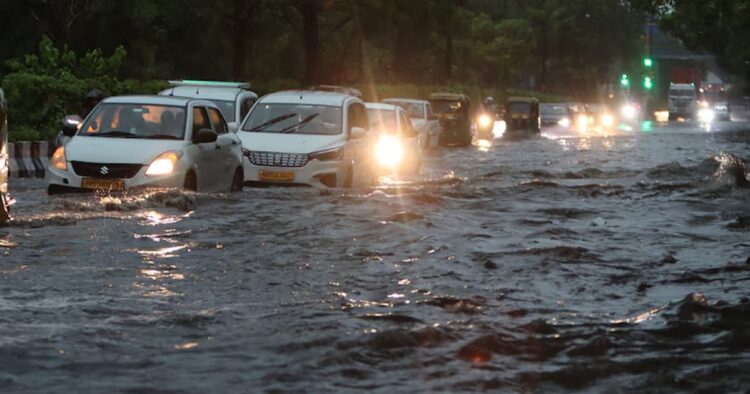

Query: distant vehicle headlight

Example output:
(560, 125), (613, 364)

(375, 135), (403, 167)
(146, 151), (181, 176)
(697, 107), (715, 123)
(621, 104), (637, 120)
(51, 146), (67, 171)
(576, 114), (589, 132)
(477, 114), (492, 128)
(557, 117), (571, 127)
(601, 113), (615, 128)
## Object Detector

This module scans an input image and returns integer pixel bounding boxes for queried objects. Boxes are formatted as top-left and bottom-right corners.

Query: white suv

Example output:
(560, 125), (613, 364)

(237, 90), (375, 188)
(159, 80), (258, 130)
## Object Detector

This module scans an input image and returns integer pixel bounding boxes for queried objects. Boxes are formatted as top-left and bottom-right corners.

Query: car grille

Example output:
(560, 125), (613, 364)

(71, 161), (143, 178)
(245, 151), (309, 168)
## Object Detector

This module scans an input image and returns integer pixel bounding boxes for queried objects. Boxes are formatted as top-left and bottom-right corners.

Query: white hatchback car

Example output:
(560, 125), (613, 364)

(238, 91), (375, 188)
(382, 98), (442, 150)
(159, 80), (258, 130)
(365, 103), (422, 175)
(45, 95), (244, 194)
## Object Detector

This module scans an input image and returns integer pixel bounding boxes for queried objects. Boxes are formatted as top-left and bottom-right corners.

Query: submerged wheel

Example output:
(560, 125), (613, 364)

(183, 171), (197, 192)
(230, 167), (244, 192)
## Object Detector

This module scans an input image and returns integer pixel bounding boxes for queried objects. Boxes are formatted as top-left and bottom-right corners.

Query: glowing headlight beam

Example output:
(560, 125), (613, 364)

(621, 104), (637, 120)
(146, 151), (181, 176)
(697, 108), (715, 123)
(477, 114), (492, 128)
(375, 135), (404, 168)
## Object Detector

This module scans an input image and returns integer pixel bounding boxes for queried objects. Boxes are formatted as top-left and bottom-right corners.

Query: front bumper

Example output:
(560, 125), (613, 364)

(45, 164), (186, 193)
(243, 158), (347, 188)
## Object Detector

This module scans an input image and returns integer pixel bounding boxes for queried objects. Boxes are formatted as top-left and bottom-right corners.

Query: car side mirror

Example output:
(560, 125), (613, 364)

(350, 127), (367, 139)
(428, 114), (438, 121)
(194, 128), (218, 144)
(227, 122), (238, 133)
(61, 115), (83, 137)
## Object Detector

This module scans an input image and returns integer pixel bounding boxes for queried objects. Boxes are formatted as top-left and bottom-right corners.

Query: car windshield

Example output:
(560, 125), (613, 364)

(242, 103), (342, 135)
(509, 102), (532, 113)
(385, 101), (425, 119)
(209, 100), (236, 122)
(431, 100), (463, 115)
(80, 103), (186, 139)
(541, 104), (566, 115)
(367, 108), (398, 135)
(670, 89), (696, 98)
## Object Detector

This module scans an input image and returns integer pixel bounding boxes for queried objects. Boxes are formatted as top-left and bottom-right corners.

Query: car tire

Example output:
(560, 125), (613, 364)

(183, 171), (197, 192)
(230, 167), (243, 192)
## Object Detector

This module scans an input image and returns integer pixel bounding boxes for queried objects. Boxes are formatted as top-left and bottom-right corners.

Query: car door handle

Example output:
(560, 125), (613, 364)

(215, 144), (221, 150)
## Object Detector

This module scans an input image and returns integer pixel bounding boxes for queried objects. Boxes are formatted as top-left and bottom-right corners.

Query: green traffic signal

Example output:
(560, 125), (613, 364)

(643, 76), (653, 90)
(643, 58), (653, 67)
(620, 74), (630, 87)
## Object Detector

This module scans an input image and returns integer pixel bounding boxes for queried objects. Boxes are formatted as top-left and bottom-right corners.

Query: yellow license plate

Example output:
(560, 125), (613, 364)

(258, 170), (295, 182)
(81, 178), (125, 191)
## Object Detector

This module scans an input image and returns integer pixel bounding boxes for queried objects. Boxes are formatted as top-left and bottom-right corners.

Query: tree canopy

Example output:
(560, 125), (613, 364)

(0, 0), (646, 94)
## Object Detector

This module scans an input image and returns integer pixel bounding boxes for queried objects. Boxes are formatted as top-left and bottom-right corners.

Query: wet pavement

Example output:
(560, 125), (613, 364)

(1, 120), (749, 393)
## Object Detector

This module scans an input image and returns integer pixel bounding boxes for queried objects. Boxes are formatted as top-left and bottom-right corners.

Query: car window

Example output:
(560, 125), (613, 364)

(367, 108), (397, 134)
(79, 103), (186, 140)
(192, 107), (211, 135)
(208, 107), (228, 134)
(399, 111), (416, 137)
(208, 100), (235, 123)
(240, 97), (256, 121)
(242, 104), (342, 135)
(347, 102), (368, 131)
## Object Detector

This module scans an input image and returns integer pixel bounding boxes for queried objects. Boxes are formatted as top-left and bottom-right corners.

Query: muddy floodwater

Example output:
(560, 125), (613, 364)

(2, 121), (750, 393)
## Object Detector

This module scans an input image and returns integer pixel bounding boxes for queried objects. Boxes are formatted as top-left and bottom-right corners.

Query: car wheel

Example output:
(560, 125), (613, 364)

(183, 171), (197, 192)
(230, 167), (243, 192)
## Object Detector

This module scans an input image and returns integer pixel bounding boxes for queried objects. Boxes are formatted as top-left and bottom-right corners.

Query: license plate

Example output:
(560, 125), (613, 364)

(258, 170), (294, 182)
(81, 178), (125, 191)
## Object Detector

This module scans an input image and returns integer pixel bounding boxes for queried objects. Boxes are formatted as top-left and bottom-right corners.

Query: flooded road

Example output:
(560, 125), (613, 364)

(2, 121), (750, 393)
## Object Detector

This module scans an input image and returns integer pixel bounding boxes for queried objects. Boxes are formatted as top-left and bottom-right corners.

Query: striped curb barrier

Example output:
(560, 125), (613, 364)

(9, 141), (53, 178)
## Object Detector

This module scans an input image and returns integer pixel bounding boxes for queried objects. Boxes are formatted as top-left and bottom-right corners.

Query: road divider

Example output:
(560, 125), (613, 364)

(8, 141), (52, 178)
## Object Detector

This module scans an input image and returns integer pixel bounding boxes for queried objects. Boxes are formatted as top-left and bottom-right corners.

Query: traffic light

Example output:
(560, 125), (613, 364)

(620, 74), (630, 87)
(643, 57), (653, 67)
(643, 76), (653, 90)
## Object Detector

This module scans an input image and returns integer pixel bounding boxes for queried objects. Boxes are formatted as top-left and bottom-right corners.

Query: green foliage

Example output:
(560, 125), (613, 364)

(2, 36), (164, 142)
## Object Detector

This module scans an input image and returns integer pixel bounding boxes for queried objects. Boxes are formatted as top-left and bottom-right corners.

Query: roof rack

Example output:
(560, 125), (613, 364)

(168, 80), (251, 89)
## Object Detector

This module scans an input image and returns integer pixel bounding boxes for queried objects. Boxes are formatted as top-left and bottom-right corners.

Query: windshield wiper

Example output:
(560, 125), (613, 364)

(91, 130), (138, 138)
(280, 113), (319, 133)
(142, 134), (182, 140)
(246, 113), (297, 132)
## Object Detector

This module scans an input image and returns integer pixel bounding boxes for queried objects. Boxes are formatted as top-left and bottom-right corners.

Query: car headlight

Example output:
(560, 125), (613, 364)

(375, 135), (403, 167)
(576, 114), (589, 131)
(557, 117), (571, 127)
(145, 151), (181, 176)
(621, 104), (637, 120)
(478, 114), (492, 128)
(51, 146), (67, 171)
(601, 113), (614, 127)
(309, 147), (344, 162)
(698, 108), (715, 123)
